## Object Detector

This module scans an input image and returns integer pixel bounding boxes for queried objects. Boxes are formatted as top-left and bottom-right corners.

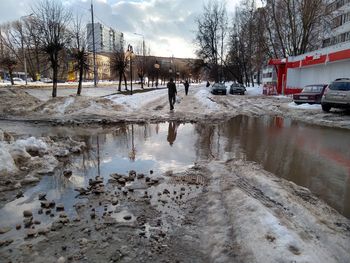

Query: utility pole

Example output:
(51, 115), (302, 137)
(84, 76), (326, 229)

(91, 0), (97, 87)
(20, 14), (33, 85)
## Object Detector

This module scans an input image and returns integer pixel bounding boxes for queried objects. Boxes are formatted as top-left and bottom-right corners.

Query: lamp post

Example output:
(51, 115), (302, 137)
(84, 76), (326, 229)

(126, 44), (135, 95)
(154, 60), (160, 88)
(20, 14), (33, 85)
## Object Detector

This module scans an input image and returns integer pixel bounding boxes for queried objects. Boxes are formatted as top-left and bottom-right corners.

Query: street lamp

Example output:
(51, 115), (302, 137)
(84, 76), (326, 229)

(20, 13), (33, 85)
(154, 60), (160, 88)
(125, 44), (135, 95)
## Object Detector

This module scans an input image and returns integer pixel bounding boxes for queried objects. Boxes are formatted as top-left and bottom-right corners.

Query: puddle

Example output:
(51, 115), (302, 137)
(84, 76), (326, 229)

(0, 116), (350, 244)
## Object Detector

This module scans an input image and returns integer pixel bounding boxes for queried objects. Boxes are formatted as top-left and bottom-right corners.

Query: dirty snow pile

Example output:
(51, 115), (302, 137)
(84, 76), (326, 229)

(107, 89), (168, 111)
(0, 129), (86, 187)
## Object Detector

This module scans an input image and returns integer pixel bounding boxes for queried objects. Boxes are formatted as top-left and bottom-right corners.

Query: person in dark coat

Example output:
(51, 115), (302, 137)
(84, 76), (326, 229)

(184, 80), (189, 95)
(167, 78), (177, 110)
(206, 81), (210, 87)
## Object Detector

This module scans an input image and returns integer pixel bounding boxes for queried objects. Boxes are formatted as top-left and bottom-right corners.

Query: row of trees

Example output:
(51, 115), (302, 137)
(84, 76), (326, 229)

(195, 0), (329, 85)
(0, 0), (202, 97)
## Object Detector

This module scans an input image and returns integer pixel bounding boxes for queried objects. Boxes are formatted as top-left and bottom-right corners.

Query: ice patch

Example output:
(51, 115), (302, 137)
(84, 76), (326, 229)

(288, 102), (321, 110)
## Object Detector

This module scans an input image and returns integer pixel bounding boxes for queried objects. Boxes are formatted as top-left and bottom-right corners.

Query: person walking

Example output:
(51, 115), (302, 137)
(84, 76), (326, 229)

(184, 80), (189, 96)
(206, 81), (210, 87)
(167, 78), (177, 111)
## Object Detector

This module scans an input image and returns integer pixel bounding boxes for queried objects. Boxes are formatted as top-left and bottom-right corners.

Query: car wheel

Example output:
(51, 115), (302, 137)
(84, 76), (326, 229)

(321, 104), (331, 112)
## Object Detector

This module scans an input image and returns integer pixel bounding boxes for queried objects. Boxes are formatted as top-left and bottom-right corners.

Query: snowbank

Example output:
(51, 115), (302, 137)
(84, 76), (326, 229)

(246, 85), (263, 96)
(107, 89), (168, 111)
(194, 88), (220, 111)
(288, 102), (321, 110)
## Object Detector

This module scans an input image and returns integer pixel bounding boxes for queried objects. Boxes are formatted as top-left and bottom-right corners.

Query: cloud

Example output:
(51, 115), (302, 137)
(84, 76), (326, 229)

(0, 0), (240, 58)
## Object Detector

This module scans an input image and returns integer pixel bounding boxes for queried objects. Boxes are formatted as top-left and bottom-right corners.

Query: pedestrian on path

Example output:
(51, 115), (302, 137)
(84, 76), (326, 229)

(167, 78), (177, 111)
(183, 80), (189, 96)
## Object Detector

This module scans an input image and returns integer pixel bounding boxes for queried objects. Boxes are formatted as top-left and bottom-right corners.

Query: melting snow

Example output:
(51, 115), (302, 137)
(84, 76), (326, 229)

(288, 102), (321, 110)
(58, 97), (75, 114)
(194, 88), (220, 111)
(107, 89), (168, 111)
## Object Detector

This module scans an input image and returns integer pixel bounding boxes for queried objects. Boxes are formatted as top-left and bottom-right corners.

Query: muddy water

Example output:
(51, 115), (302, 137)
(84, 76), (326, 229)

(216, 116), (350, 218)
(0, 116), (349, 243)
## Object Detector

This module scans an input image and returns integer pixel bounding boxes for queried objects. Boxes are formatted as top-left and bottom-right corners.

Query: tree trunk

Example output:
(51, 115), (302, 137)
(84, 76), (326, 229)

(77, 65), (83, 95)
(118, 72), (122, 91)
(9, 69), (14, 85)
(52, 63), (58, 98)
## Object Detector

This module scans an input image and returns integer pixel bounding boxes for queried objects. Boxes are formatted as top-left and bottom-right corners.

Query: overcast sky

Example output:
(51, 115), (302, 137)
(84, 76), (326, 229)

(0, 0), (240, 58)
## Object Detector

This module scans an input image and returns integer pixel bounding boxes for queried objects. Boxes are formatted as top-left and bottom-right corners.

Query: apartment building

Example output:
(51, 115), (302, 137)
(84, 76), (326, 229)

(87, 22), (124, 53)
(323, 0), (350, 47)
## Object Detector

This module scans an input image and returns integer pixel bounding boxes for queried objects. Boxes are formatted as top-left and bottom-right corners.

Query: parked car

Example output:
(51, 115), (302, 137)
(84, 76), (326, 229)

(321, 78), (350, 112)
(229, 83), (246, 95)
(40, 77), (52, 83)
(293, 84), (327, 104)
(210, 83), (227, 95)
(12, 77), (24, 82)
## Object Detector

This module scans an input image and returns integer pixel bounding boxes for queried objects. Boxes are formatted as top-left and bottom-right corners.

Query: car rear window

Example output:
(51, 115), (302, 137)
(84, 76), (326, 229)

(329, 82), (350, 91)
(302, 86), (323, 92)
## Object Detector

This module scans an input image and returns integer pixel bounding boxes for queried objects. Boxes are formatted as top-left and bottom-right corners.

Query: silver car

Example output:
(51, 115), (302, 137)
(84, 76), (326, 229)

(321, 79), (350, 112)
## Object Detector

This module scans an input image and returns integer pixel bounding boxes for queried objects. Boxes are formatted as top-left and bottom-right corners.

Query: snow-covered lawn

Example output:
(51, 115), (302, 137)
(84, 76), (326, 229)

(107, 88), (168, 111)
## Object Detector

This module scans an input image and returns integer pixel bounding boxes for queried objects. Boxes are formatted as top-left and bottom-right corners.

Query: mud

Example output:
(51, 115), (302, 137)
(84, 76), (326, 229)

(0, 86), (349, 129)
(0, 86), (350, 262)
(1, 161), (349, 263)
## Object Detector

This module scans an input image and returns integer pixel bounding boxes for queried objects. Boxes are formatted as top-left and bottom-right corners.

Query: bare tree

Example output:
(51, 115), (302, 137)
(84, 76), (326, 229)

(0, 55), (17, 85)
(32, 0), (72, 97)
(195, 0), (228, 82)
(111, 47), (128, 91)
(70, 16), (90, 96)
(263, 0), (327, 57)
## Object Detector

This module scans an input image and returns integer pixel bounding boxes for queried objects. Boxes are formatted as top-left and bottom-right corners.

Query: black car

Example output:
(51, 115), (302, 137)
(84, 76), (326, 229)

(210, 83), (227, 95)
(229, 83), (246, 95)
(293, 84), (327, 104)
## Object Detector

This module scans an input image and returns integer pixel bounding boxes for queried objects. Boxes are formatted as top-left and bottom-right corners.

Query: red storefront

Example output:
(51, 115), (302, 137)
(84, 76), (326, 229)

(267, 43), (350, 95)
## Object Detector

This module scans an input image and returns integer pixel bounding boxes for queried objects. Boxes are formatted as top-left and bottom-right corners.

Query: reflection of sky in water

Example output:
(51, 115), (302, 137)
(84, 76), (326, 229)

(1, 117), (350, 244)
